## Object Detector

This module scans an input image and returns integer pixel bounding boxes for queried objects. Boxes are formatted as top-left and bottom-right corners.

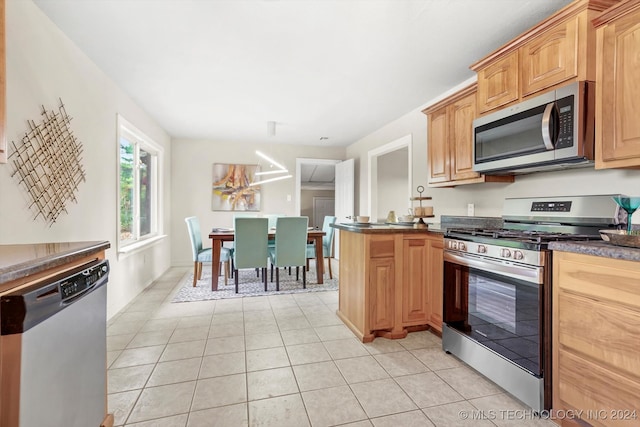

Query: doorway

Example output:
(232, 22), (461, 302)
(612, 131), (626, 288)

(368, 135), (412, 222)
(312, 197), (335, 229)
(296, 158), (339, 228)
(296, 157), (354, 260)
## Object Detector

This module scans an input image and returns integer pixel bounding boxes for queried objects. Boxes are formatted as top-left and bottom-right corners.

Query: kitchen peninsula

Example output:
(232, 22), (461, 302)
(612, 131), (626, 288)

(332, 223), (443, 342)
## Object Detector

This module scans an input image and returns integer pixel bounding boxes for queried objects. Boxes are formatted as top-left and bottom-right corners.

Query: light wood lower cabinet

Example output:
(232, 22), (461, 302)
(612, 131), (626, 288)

(402, 238), (430, 325)
(337, 229), (443, 342)
(552, 251), (640, 426)
(369, 257), (395, 331)
(427, 237), (443, 332)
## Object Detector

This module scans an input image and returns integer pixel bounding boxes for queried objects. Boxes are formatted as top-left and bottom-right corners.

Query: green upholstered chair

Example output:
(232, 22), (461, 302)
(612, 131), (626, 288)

(264, 213), (286, 252)
(233, 217), (269, 293)
(229, 213), (259, 277)
(306, 215), (337, 279)
(263, 213), (286, 229)
(269, 216), (309, 290)
(185, 216), (231, 287)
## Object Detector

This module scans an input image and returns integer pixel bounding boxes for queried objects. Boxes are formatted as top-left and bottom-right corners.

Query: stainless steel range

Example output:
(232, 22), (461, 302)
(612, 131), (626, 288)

(442, 195), (623, 413)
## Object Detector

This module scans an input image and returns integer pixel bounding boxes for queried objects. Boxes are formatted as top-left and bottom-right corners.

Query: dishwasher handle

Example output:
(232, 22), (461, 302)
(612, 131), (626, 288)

(0, 259), (109, 335)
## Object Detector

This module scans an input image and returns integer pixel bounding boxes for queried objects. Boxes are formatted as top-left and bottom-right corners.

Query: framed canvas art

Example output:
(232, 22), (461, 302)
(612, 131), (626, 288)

(212, 163), (261, 211)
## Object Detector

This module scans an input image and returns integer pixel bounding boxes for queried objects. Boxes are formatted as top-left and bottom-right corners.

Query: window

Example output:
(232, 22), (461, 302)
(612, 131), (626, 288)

(117, 115), (162, 250)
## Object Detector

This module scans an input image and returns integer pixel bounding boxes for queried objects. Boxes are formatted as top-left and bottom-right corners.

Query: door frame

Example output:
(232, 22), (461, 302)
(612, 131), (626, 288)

(367, 134), (413, 221)
(295, 158), (341, 215)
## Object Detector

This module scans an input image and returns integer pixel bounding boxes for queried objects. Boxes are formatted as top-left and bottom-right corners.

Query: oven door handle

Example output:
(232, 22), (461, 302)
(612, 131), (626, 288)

(444, 251), (544, 285)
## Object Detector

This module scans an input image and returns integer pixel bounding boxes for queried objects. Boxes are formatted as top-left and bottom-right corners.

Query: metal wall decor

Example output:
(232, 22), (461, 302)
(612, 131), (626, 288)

(9, 99), (86, 226)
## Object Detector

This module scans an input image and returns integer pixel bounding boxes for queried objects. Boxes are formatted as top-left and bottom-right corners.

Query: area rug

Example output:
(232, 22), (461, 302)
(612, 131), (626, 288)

(172, 267), (339, 302)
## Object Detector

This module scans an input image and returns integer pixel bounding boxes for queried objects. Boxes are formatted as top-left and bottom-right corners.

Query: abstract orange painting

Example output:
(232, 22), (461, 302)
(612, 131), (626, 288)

(211, 163), (261, 211)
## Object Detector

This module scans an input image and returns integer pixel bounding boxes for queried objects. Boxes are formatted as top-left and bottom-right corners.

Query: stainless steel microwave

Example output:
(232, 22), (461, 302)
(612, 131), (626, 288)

(473, 81), (594, 175)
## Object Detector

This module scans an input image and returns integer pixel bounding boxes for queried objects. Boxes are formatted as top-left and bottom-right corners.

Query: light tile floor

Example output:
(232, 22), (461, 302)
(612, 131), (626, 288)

(107, 266), (556, 426)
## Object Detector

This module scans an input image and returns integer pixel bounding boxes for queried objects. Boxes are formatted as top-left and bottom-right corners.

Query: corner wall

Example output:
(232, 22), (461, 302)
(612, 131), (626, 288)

(1, 0), (172, 318)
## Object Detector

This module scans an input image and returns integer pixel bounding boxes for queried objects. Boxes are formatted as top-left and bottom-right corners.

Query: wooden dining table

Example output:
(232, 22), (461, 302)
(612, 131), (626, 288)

(208, 229), (326, 291)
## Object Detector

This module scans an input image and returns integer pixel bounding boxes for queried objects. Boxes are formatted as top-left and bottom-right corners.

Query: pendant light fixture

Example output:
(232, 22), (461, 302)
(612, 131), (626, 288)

(250, 124), (292, 186)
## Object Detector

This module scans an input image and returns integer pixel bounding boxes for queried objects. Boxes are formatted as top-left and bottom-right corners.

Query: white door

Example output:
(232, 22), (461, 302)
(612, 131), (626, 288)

(334, 158), (355, 260)
(313, 197), (335, 229)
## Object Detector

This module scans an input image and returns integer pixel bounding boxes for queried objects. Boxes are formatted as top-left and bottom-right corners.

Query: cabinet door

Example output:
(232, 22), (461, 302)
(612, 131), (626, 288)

(476, 52), (519, 114)
(553, 252), (640, 425)
(521, 16), (578, 97)
(427, 107), (450, 184)
(401, 239), (429, 325)
(596, 8), (640, 168)
(427, 237), (443, 332)
(369, 257), (395, 331)
(449, 93), (480, 181)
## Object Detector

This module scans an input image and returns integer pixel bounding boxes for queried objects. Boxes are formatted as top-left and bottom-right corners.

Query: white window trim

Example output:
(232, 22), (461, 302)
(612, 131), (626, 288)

(116, 114), (164, 255)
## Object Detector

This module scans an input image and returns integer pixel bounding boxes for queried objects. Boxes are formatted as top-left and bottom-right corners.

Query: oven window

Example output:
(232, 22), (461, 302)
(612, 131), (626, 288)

(444, 263), (542, 376)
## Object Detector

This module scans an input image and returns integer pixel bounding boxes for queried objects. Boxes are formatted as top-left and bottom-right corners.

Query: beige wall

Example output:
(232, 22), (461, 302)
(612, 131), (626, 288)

(347, 78), (640, 223)
(170, 139), (345, 266)
(2, 0), (173, 318)
(377, 147), (409, 221)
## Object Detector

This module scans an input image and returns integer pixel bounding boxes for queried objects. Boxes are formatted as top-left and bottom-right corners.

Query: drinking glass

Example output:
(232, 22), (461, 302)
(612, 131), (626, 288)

(612, 196), (640, 233)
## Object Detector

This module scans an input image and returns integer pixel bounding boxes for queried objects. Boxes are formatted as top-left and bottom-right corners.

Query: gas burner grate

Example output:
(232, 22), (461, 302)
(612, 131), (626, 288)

(446, 227), (602, 245)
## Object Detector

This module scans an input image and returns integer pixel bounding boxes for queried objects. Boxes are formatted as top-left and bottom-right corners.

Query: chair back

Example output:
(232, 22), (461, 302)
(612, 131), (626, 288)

(322, 216), (337, 255)
(233, 213), (259, 218)
(263, 213), (286, 229)
(185, 216), (203, 262)
(273, 216), (309, 267)
(233, 217), (269, 269)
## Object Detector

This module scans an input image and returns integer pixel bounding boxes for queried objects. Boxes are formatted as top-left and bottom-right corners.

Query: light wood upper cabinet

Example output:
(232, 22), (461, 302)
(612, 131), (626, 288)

(426, 107), (450, 184)
(476, 51), (519, 114)
(471, 0), (618, 115)
(594, 0), (640, 169)
(520, 15), (579, 97)
(450, 92), (480, 181)
(422, 84), (513, 187)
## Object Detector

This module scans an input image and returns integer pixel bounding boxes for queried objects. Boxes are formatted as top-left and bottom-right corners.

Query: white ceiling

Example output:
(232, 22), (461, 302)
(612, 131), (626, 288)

(33, 0), (572, 147)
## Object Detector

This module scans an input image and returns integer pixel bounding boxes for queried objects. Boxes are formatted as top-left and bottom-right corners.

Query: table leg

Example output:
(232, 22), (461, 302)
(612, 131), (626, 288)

(315, 236), (324, 284)
(211, 238), (221, 291)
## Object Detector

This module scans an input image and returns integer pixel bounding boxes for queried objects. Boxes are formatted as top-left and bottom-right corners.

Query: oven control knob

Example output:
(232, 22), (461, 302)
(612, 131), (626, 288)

(477, 245), (487, 254)
(513, 250), (524, 260)
(458, 242), (466, 251)
(501, 248), (512, 258)
(449, 241), (457, 250)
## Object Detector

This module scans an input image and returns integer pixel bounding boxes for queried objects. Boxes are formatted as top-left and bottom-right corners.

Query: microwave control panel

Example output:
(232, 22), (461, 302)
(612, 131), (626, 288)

(555, 95), (574, 149)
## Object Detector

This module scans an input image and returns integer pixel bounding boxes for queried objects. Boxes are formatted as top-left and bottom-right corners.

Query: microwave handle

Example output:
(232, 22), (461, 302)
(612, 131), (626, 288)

(541, 103), (556, 150)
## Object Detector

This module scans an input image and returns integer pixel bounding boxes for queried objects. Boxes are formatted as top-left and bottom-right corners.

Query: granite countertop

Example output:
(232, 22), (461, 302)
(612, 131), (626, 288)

(0, 241), (111, 287)
(332, 222), (444, 234)
(549, 240), (640, 262)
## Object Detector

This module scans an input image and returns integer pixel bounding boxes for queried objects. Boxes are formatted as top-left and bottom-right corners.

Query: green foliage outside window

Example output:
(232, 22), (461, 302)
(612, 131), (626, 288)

(120, 139), (134, 241)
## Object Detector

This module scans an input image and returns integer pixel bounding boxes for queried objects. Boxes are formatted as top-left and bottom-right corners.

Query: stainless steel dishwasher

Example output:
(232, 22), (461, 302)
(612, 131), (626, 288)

(0, 259), (109, 427)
